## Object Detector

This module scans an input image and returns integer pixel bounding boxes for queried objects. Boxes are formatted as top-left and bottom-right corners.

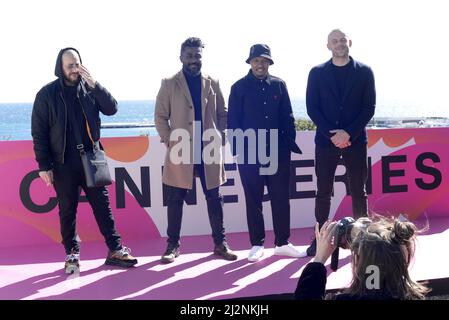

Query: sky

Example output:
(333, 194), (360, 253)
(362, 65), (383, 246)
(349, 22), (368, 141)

(1, 0), (448, 114)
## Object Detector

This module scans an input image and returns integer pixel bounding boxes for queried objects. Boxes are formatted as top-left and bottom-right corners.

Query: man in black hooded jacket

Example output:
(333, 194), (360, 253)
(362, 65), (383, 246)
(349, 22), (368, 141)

(31, 47), (137, 274)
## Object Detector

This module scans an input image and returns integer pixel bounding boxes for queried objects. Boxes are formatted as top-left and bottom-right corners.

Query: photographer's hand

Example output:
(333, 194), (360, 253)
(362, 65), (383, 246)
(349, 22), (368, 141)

(313, 221), (338, 264)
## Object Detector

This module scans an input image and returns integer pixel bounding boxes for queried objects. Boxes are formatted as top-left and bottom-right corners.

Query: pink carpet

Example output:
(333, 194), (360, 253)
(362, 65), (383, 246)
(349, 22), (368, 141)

(1, 218), (448, 300)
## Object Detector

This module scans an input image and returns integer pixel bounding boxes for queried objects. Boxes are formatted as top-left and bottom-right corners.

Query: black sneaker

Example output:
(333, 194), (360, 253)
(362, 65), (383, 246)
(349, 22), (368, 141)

(214, 242), (238, 261)
(306, 238), (317, 257)
(161, 245), (180, 264)
(105, 246), (138, 268)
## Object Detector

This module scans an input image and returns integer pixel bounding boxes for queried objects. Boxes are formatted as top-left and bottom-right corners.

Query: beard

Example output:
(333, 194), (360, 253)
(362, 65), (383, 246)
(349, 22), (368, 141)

(333, 47), (349, 58)
(184, 63), (202, 76)
(63, 72), (80, 86)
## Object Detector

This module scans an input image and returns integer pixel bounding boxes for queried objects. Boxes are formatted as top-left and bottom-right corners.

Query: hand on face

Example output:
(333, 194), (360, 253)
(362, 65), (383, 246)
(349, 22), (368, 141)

(62, 50), (82, 86)
(79, 65), (96, 89)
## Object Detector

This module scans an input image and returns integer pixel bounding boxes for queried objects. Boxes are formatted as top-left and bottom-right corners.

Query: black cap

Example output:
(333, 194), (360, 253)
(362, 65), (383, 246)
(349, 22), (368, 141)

(246, 44), (274, 65)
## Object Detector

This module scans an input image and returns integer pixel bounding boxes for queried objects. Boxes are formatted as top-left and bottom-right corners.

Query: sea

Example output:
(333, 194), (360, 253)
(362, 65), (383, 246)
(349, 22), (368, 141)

(1, 100), (448, 141)
(0, 101), (156, 141)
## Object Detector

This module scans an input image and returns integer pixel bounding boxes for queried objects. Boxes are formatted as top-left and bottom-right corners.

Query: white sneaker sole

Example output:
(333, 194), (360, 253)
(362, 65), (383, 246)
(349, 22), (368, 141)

(248, 252), (264, 262)
(274, 249), (307, 258)
(65, 264), (80, 274)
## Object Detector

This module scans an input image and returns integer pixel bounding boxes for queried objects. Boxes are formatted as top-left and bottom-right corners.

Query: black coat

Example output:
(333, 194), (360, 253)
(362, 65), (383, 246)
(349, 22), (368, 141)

(294, 262), (397, 300)
(306, 57), (376, 147)
(31, 79), (117, 171)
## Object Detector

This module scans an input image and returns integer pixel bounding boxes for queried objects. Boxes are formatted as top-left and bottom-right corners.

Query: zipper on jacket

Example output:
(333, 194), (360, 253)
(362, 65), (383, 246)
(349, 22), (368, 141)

(59, 92), (68, 165)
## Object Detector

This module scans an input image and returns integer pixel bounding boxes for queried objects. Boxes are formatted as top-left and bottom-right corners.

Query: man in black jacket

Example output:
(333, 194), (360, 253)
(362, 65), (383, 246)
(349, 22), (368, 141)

(228, 44), (306, 262)
(305, 29), (376, 256)
(31, 48), (137, 274)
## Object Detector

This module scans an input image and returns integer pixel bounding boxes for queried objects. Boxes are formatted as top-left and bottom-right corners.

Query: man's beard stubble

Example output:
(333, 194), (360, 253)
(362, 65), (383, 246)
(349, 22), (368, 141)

(64, 73), (80, 86)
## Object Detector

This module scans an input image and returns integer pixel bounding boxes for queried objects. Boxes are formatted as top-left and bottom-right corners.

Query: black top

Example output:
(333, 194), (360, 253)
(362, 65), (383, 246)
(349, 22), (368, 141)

(331, 61), (351, 101)
(294, 262), (398, 300)
(63, 84), (92, 163)
(183, 71), (203, 166)
(183, 71), (202, 124)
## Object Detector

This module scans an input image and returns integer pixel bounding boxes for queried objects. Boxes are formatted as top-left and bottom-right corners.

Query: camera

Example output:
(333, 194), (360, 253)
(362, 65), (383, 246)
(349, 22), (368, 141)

(330, 216), (355, 271)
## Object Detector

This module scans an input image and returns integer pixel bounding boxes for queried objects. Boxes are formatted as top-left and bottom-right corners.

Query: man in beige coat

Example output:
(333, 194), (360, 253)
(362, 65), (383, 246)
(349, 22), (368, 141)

(155, 37), (237, 263)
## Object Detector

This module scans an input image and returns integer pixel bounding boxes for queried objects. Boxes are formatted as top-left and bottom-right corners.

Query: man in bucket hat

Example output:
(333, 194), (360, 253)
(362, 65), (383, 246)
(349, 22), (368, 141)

(227, 44), (306, 262)
(246, 44), (274, 65)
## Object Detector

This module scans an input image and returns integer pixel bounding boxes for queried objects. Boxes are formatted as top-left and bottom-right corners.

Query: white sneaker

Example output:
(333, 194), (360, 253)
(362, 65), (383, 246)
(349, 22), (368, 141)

(274, 243), (307, 258)
(248, 246), (264, 262)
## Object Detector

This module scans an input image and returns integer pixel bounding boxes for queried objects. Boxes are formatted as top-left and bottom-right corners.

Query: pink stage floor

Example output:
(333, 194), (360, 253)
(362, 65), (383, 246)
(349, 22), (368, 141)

(1, 218), (449, 300)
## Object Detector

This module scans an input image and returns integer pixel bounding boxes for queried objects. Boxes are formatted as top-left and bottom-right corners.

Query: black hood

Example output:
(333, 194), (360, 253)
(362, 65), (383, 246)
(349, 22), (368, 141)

(54, 47), (82, 78)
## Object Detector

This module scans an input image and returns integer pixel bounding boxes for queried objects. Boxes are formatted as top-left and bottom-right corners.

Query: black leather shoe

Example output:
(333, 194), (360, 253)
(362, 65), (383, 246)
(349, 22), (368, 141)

(161, 245), (180, 264)
(214, 242), (238, 261)
(306, 238), (317, 257)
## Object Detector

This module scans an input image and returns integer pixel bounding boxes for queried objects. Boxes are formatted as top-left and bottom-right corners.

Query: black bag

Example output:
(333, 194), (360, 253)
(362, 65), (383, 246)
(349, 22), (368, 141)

(67, 100), (112, 188)
(80, 144), (112, 188)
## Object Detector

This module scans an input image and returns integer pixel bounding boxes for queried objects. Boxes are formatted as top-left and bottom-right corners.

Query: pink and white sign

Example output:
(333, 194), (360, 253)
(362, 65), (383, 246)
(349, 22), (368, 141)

(1, 128), (448, 248)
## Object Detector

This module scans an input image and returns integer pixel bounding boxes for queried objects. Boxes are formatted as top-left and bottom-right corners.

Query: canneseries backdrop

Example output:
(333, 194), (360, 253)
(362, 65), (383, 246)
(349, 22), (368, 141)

(1, 128), (448, 248)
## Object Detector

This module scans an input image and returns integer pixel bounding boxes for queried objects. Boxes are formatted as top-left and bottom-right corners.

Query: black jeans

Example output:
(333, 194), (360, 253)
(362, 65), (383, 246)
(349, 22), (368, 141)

(164, 164), (226, 247)
(238, 157), (291, 247)
(53, 156), (121, 255)
(314, 143), (368, 225)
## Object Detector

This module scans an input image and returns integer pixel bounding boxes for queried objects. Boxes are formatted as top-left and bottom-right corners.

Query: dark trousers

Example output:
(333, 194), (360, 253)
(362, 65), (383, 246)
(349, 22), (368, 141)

(238, 158), (291, 247)
(165, 165), (226, 247)
(314, 143), (368, 225)
(53, 157), (121, 255)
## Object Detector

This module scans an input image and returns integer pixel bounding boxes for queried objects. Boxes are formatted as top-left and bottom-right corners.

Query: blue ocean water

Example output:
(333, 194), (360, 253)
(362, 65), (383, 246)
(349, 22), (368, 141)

(0, 100), (309, 141)
(0, 99), (446, 141)
(0, 101), (159, 141)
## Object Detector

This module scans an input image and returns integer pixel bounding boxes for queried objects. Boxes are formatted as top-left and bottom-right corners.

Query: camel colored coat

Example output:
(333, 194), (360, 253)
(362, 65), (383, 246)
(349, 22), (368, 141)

(154, 71), (227, 190)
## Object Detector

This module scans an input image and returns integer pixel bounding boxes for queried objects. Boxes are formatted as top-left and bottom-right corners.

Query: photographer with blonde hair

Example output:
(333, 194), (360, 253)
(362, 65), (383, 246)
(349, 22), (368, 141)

(294, 216), (430, 300)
